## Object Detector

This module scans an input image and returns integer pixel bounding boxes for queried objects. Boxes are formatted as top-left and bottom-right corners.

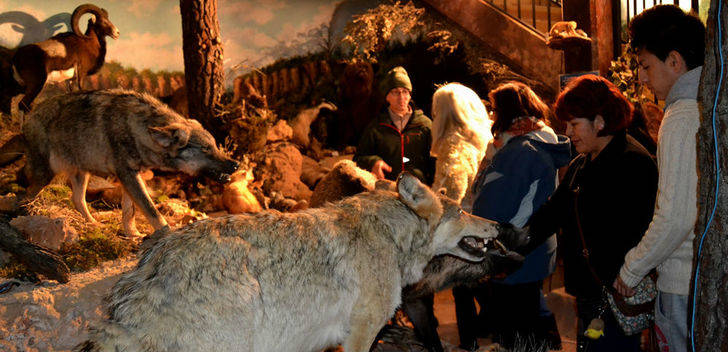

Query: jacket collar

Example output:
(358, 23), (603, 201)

(587, 130), (628, 166)
(665, 66), (702, 108)
(377, 105), (427, 129)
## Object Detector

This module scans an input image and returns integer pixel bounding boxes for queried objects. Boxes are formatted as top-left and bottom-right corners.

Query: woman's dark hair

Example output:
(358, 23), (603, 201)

(628, 102), (657, 154)
(488, 81), (550, 134)
(554, 75), (633, 137)
(629, 4), (705, 69)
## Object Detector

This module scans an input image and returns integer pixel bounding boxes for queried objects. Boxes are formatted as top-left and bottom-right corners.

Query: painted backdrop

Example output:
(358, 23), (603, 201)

(0, 0), (376, 85)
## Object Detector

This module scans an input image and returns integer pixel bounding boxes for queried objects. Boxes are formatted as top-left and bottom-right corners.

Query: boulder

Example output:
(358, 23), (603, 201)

(254, 142), (312, 201)
(310, 160), (376, 208)
(319, 154), (355, 171)
(267, 119), (293, 143)
(269, 192), (308, 212)
(0, 194), (18, 213)
(300, 155), (330, 189)
(9, 216), (77, 252)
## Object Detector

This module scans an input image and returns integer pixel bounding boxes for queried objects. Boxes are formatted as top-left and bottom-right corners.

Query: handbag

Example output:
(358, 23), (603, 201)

(572, 184), (657, 336)
(604, 272), (657, 335)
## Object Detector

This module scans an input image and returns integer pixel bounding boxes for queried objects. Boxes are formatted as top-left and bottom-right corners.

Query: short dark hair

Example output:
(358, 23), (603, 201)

(554, 75), (633, 136)
(629, 4), (705, 69)
(488, 81), (549, 134)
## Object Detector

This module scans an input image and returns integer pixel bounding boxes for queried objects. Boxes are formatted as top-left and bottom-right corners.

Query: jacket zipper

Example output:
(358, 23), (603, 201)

(380, 123), (406, 169)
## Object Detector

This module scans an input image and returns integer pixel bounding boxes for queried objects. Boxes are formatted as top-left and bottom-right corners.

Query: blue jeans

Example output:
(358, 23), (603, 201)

(655, 291), (689, 352)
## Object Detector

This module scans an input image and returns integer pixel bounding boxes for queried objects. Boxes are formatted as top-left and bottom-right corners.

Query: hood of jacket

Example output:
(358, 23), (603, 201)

(512, 127), (572, 169)
(665, 66), (702, 108)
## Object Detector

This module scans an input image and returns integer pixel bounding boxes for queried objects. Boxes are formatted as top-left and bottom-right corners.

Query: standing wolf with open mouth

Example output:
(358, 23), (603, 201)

(76, 173), (528, 352)
(0, 89), (238, 237)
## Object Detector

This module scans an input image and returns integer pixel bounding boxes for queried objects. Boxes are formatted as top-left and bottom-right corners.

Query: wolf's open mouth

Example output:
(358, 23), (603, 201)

(458, 237), (486, 257)
(216, 172), (233, 183)
(458, 236), (510, 257)
(204, 170), (234, 183)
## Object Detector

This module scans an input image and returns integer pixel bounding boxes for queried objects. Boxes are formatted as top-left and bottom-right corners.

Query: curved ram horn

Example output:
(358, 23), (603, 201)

(71, 4), (103, 37)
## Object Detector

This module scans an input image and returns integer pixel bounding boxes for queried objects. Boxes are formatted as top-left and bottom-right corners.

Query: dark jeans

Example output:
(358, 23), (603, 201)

(452, 284), (490, 348)
(453, 281), (559, 349)
(576, 296), (641, 352)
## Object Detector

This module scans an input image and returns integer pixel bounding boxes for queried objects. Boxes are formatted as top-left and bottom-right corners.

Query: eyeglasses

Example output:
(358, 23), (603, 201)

(388, 89), (411, 97)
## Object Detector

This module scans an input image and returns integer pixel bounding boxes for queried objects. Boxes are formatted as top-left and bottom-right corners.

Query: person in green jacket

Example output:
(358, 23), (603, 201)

(354, 66), (434, 184)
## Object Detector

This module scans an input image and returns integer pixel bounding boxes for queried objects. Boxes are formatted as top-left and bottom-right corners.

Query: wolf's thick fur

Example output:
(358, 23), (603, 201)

(16, 89), (237, 236)
(78, 173), (508, 352)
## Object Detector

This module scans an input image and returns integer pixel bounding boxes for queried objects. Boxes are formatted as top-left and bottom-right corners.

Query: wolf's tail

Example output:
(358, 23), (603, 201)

(0, 134), (25, 166)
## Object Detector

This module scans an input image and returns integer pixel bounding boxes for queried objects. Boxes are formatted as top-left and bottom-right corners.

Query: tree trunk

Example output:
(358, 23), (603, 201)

(179, 0), (225, 141)
(694, 0), (728, 350)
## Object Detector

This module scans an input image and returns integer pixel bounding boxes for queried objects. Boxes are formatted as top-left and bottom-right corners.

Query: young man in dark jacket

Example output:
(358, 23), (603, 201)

(354, 66), (434, 184)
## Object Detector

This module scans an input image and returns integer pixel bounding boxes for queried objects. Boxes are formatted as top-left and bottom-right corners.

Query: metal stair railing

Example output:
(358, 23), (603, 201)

(485, 0), (562, 36)
(623, 0), (693, 25)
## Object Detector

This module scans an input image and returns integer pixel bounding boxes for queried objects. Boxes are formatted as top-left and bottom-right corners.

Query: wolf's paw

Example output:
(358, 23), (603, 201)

(119, 229), (142, 239)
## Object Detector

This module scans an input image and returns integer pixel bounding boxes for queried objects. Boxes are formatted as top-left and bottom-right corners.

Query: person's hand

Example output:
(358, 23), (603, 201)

(613, 276), (636, 297)
(371, 160), (392, 180)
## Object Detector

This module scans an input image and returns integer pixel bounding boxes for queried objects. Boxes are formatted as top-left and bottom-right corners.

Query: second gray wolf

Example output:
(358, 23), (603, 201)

(400, 242), (526, 352)
(2, 89), (237, 236)
(77, 173), (526, 352)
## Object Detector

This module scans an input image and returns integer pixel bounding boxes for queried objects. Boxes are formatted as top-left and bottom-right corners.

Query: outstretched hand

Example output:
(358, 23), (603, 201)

(371, 160), (392, 180)
(613, 276), (636, 297)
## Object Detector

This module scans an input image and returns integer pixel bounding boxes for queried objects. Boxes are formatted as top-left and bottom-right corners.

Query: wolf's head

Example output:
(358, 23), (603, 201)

(396, 173), (529, 262)
(149, 119), (238, 183)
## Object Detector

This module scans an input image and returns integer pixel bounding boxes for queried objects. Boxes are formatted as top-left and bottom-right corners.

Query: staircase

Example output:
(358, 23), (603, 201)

(485, 0), (563, 36)
(422, 0), (564, 91)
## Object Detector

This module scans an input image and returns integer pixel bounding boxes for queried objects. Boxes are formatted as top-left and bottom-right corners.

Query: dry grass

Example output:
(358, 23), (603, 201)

(0, 183), (145, 277)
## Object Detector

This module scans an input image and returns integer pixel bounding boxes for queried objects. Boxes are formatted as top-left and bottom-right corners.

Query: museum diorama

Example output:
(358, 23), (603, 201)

(0, 1), (725, 352)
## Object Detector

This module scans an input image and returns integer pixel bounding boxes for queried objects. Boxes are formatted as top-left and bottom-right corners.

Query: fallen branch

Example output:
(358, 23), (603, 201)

(0, 215), (70, 283)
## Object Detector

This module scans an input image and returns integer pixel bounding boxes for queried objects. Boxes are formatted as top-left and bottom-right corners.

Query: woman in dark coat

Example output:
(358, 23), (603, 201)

(525, 75), (658, 352)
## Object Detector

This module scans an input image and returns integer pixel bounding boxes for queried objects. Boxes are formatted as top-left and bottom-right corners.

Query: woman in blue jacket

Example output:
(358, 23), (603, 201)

(453, 82), (570, 351)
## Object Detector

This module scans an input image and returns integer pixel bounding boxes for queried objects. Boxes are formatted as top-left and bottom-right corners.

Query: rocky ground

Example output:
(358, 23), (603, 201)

(0, 258), (136, 352)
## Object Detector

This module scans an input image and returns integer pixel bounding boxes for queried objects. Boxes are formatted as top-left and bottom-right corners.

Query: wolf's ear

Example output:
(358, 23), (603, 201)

(397, 173), (443, 222)
(149, 124), (191, 149)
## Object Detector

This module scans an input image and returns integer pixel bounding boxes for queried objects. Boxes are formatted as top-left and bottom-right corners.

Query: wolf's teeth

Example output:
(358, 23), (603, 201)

(463, 237), (477, 248)
(493, 239), (508, 253)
